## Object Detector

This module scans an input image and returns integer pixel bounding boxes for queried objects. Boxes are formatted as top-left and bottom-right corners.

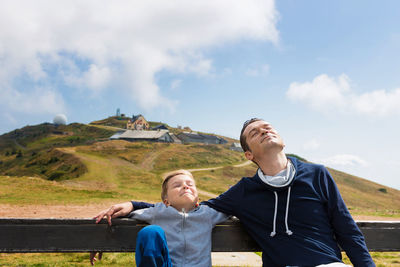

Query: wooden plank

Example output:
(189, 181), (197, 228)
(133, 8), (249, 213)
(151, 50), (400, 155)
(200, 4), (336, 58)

(211, 222), (260, 252)
(358, 221), (400, 251)
(0, 219), (145, 253)
(0, 219), (399, 252)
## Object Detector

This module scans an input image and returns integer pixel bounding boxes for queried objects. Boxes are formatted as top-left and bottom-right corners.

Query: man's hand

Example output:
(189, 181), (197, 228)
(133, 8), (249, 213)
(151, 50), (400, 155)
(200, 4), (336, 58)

(93, 202), (134, 226)
(90, 251), (102, 266)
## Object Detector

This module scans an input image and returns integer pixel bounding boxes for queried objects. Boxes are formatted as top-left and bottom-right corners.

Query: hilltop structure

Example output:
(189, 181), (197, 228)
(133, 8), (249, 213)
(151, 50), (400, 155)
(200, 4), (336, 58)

(176, 132), (227, 144)
(105, 114), (227, 145)
(151, 124), (168, 130)
(53, 114), (67, 125)
(230, 142), (243, 152)
(127, 114), (149, 130)
(114, 129), (173, 143)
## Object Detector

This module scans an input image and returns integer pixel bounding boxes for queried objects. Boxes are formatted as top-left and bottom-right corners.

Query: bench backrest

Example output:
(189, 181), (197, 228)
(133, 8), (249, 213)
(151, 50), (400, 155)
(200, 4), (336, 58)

(0, 218), (399, 252)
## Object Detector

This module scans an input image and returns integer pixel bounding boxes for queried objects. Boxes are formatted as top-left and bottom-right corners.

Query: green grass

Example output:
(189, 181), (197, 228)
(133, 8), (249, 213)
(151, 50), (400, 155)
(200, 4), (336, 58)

(342, 252), (400, 266)
(195, 164), (257, 195)
(0, 176), (131, 205)
(0, 253), (134, 267)
(1, 252), (399, 266)
(329, 168), (400, 217)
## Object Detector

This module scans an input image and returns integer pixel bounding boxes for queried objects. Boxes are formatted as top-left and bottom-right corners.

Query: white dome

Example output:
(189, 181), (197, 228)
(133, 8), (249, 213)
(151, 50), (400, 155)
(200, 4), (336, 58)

(53, 114), (67, 125)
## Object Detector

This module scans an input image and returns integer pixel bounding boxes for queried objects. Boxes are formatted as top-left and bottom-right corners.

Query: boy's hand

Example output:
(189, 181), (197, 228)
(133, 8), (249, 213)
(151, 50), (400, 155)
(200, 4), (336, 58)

(90, 251), (102, 265)
(93, 202), (134, 226)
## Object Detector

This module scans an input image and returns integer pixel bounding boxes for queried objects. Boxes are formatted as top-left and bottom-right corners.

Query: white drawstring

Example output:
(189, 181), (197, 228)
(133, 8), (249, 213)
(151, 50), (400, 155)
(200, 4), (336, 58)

(285, 186), (293, 235)
(270, 191), (278, 237)
(270, 187), (293, 237)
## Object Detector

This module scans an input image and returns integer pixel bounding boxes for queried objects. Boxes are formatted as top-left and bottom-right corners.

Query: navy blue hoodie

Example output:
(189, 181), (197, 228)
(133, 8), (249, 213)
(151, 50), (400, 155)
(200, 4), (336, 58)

(203, 157), (374, 267)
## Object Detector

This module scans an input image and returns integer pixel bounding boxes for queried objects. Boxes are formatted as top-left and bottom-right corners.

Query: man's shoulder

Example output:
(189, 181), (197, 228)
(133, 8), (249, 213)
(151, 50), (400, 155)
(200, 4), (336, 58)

(235, 174), (261, 187)
(289, 156), (326, 172)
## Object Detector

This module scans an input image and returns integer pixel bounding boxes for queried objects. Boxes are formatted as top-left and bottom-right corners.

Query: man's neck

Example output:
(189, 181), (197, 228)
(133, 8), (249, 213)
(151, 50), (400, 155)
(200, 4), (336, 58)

(256, 151), (288, 176)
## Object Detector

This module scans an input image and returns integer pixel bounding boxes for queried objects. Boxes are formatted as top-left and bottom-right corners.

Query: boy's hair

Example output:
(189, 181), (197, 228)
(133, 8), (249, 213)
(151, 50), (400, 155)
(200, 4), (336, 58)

(161, 169), (194, 200)
(240, 118), (263, 152)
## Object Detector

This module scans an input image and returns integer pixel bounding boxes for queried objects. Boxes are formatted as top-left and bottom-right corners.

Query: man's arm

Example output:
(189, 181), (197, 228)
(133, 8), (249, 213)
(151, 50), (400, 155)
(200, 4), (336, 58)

(202, 178), (243, 216)
(322, 168), (375, 267)
(131, 201), (154, 210)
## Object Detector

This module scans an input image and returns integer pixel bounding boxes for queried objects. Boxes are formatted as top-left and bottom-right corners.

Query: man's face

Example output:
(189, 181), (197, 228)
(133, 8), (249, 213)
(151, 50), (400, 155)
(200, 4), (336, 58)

(242, 120), (285, 161)
(164, 174), (199, 209)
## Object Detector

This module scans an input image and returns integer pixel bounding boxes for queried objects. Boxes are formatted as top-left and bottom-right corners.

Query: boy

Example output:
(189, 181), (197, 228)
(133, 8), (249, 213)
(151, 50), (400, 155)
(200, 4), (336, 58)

(91, 170), (229, 267)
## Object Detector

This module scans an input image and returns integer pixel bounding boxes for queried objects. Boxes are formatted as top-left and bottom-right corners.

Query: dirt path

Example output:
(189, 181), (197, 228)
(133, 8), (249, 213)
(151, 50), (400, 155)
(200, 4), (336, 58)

(198, 189), (218, 198)
(1, 203), (399, 221)
(0, 203), (116, 218)
(187, 160), (252, 173)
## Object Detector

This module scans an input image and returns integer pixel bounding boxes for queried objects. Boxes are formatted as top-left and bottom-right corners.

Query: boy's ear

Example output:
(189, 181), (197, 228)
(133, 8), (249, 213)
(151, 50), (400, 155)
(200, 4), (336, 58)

(163, 199), (170, 207)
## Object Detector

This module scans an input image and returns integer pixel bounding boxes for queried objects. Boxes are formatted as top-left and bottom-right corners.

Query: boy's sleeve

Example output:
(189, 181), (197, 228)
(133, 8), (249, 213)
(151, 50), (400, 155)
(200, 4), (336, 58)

(131, 201), (154, 210)
(207, 206), (230, 226)
(201, 179), (244, 217)
(321, 167), (375, 267)
(128, 206), (155, 224)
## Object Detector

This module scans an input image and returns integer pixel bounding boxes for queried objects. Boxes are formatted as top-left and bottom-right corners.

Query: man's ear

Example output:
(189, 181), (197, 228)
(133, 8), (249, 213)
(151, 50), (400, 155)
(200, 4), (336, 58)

(163, 199), (170, 207)
(244, 150), (253, 161)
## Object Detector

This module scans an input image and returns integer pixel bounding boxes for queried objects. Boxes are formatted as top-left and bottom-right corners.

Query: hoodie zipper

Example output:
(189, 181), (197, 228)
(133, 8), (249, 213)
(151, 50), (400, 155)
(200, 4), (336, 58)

(181, 208), (187, 267)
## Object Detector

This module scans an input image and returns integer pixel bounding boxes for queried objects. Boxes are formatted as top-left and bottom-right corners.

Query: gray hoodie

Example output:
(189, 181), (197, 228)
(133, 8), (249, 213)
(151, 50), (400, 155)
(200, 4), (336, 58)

(129, 202), (229, 267)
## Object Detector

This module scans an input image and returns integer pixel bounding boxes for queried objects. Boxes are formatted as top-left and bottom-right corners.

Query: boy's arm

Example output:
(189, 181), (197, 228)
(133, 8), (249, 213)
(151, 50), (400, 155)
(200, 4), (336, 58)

(207, 206), (230, 226)
(128, 204), (158, 224)
(93, 201), (134, 226)
(322, 167), (375, 267)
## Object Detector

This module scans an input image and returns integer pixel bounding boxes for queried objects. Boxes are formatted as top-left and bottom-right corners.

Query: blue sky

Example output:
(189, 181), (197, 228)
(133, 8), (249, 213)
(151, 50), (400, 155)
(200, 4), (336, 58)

(1, 0), (400, 189)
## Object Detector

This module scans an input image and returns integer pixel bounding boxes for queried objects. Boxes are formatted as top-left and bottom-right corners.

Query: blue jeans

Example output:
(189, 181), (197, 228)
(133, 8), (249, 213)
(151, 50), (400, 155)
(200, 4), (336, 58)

(135, 225), (172, 267)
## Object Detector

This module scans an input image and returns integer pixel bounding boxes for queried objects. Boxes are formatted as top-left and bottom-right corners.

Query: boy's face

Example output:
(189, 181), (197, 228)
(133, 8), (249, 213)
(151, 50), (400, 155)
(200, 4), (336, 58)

(163, 174), (199, 210)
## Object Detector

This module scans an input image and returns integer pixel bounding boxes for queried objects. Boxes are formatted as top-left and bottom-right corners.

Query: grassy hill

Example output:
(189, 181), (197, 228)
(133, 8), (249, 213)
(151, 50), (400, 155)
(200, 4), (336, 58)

(0, 123), (115, 180)
(0, 120), (399, 218)
(1, 119), (399, 266)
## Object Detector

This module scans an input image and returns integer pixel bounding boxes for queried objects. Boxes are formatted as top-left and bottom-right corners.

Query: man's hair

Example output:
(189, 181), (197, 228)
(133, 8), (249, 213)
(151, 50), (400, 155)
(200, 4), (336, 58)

(240, 118), (263, 152)
(161, 169), (194, 200)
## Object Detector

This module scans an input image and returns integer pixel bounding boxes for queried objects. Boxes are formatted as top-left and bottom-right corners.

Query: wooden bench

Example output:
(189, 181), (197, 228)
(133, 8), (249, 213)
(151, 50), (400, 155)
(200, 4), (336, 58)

(0, 218), (399, 253)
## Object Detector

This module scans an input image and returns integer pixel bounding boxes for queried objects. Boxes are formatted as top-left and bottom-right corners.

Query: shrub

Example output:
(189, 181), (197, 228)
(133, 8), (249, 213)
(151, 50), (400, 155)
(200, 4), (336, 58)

(378, 188), (387, 193)
(48, 171), (66, 180)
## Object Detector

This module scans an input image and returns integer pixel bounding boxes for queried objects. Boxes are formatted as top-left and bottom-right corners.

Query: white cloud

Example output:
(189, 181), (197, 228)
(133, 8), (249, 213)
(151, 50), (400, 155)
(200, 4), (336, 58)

(302, 139), (320, 151)
(2, 113), (18, 125)
(222, 68), (233, 76)
(0, 85), (66, 115)
(64, 64), (111, 93)
(319, 154), (368, 167)
(286, 74), (349, 111)
(353, 88), (400, 116)
(286, 74), (400, 116)
(245, 64), (270, 76)
(171, 79), (182, 90)
(0, 0), (279, 113)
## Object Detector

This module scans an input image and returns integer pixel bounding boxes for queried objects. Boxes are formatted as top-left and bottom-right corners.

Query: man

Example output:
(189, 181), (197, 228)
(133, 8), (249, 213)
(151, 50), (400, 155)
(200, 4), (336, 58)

(203, 118), (374, 266)
(94, 118), (375, 267)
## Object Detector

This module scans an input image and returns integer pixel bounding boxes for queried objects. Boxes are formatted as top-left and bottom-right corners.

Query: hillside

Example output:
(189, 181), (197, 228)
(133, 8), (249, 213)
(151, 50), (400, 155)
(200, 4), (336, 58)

(0, 123), (115, 180)
(0, 120), (399, 218)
